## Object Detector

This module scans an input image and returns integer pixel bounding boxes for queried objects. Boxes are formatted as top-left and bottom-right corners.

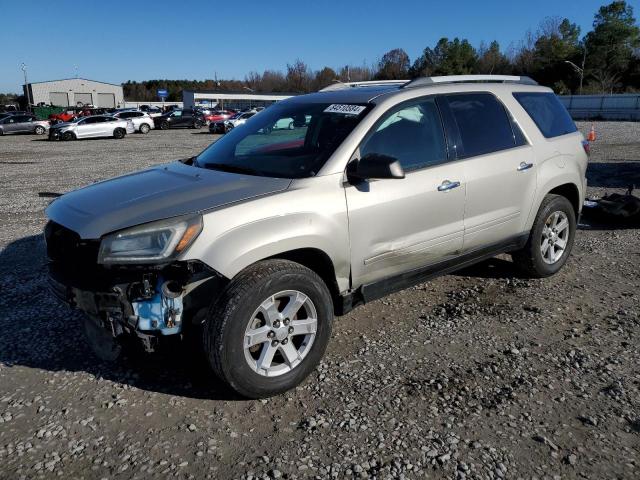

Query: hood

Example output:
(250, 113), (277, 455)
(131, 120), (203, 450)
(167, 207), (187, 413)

(46, 161), (291, 239)
(51, 121), (75, 129)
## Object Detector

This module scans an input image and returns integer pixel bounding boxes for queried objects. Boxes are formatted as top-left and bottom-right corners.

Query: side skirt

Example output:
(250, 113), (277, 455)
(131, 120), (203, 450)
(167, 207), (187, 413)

(338, 234), (528, 315)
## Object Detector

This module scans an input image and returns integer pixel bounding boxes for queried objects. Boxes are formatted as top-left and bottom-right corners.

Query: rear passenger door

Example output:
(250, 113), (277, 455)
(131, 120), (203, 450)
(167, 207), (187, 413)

(15, 115), (36, 132)
(346, 96), (466, 287)
(179, 111), (193, 127)
(439, 93), (537, 251)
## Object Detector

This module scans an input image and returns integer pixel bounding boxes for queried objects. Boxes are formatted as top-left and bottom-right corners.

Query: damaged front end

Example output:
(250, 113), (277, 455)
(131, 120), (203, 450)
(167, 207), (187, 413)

(45, 220), (226, 353)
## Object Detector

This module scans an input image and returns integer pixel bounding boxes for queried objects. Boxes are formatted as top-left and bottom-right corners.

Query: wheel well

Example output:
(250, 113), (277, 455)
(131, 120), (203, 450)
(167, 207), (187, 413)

(548, 183), (580, 217)
(269, 248), (341, 312)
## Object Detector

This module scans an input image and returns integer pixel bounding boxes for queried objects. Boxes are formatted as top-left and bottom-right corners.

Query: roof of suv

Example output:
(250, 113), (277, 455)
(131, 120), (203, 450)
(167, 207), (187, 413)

(288, 77), (552, 105)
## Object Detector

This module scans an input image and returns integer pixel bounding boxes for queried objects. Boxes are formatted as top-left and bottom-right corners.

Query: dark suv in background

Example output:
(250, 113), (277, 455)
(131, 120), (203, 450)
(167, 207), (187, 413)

(154, 109), (205, 130)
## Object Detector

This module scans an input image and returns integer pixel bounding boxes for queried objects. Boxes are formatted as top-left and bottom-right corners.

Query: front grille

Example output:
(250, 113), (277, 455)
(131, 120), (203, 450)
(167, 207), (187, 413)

(44, 221), (100, 266)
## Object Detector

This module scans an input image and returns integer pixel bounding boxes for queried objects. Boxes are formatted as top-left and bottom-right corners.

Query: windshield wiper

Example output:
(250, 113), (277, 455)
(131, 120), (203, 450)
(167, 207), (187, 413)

(203, 163), (262, 176)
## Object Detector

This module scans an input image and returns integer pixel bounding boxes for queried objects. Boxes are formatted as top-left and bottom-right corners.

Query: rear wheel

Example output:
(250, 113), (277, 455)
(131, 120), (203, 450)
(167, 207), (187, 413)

(512, 194), (576, 278)
(34, 125), (46, 135)
(203, 259), (333, 398)
(113, 128), (125, 139)
(192, 120), (203, 129)
(139, 123), (150, 134)
(62, 131), (75, 141)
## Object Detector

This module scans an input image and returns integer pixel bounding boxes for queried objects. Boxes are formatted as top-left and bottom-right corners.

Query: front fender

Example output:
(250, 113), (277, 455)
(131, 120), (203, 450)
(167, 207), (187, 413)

(182, 174), (351, 292)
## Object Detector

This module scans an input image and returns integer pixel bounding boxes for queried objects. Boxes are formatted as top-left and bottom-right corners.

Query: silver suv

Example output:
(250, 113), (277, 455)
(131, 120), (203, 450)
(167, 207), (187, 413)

(45, 75), (588, 398)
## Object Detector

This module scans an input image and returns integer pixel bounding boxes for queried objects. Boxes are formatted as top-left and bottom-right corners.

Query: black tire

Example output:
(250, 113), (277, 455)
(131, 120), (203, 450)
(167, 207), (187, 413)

(192, 121), (203, 129)
(139, 123), (150, 134)
(160, 121), (169, 130)
(34, 125), (46, 135)
(512, 194), (576, 278)
(113, 128), (125, 139)
(203, 259), (333, 398)
(62, 131), (75, 141)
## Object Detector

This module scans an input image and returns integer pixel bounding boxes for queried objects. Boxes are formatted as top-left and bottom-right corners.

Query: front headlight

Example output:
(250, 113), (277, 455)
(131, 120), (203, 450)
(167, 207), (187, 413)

(98, 215), (202, 264)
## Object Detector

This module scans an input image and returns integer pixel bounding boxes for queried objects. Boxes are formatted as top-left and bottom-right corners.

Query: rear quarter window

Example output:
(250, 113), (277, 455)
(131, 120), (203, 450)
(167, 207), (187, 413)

(513, 92), (577, 139)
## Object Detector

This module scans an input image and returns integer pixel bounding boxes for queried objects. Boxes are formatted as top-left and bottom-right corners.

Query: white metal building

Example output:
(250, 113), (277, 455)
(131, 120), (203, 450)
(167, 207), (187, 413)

(183, 90), (294, 110)
(23, 78), (124, 108)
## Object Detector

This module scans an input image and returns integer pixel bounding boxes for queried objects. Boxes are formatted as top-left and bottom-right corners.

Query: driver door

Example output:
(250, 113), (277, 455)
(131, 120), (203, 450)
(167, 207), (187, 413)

(345, 97), (466, 287)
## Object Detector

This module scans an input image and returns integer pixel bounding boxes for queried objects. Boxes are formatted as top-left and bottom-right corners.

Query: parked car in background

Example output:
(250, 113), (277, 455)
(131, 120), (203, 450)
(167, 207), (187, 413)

(0, 114), (50, 135)
(139, 106), (163, 117)
(49, 109), (78, 124)
(204, 110), (233, 124)
(48, 115), (134, 140)
(154, 109), (204, 130)
(109, 110), (155, 134)
(0, 110), (28, 118)
(209, 111), (256, 133)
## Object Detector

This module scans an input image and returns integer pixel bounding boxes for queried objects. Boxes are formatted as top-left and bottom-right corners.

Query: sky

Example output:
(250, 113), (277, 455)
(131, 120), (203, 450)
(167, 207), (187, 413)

(0, 0), (631, 93)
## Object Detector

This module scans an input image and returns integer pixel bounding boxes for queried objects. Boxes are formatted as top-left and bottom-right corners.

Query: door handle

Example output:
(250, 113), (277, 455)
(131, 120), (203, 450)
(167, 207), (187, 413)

(517, 162), (534, 171)
(437, 180), (461, 192)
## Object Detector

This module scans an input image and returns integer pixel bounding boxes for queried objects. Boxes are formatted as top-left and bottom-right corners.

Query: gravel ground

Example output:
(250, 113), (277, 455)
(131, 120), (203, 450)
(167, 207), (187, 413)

(0, 123), (638, 480)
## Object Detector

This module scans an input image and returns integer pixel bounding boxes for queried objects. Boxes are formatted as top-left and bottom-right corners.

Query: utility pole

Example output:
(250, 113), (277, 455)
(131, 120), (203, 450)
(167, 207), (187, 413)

(21, 63), (31, 111)
(579, 45), (586, 95)
(564, 60), (585, 95)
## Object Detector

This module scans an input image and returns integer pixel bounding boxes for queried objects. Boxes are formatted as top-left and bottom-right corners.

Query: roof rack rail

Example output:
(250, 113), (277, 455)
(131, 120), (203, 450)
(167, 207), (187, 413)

(319, 80), (409, 92)
(403, 75), (538, 89)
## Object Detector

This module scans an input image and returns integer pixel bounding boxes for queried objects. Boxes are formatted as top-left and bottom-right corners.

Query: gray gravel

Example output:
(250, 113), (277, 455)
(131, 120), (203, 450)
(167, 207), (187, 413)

(0, 123), (638, 479)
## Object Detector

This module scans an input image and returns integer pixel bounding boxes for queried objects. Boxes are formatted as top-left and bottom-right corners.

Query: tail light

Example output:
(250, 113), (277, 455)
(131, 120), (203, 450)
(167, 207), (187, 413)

(581, 140), (591, 156)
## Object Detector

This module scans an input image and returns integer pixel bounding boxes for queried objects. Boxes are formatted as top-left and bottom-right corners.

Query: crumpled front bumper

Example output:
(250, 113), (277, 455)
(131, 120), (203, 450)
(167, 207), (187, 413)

(47, 260), (225, 351)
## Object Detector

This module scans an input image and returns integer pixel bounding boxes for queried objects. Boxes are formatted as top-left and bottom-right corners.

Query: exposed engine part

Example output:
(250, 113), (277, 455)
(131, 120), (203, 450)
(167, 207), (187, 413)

(131, 277), (184, 335)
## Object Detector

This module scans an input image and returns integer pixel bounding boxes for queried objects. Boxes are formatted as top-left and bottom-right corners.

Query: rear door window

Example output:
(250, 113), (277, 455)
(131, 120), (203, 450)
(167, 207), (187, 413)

(442, 93), (516, 159)
(513, 92), (577, 138)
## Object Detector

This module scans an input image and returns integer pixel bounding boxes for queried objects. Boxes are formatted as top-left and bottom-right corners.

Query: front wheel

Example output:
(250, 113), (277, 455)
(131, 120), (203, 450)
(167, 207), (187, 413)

(160, 121), (169, 130)
(512, 194), (576, 278)
(34, 125), (46, 135)
(62, 131), (75, 141)
(203, 259), (333, 398)
(139, 123), (150, 134)
(113, 128), (125, 139)
(192, 121), (203, 129)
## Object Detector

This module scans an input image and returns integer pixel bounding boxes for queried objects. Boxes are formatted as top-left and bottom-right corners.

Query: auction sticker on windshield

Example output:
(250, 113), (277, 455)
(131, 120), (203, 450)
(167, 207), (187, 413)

(324, 104), (367, 115)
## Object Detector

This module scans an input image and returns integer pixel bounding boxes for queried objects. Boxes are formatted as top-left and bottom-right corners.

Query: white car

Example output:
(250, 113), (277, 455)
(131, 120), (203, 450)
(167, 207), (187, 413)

(109, 111), (155, 134)
(48, 115), (134, 140)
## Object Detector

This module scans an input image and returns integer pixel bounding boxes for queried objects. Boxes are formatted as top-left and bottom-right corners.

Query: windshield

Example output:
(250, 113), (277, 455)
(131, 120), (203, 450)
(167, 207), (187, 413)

(196, 102), (370, 178)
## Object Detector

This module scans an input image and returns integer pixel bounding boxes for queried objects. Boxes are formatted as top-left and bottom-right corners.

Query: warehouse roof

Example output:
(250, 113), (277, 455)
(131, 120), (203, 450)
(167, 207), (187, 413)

(26, 78), (122, 87)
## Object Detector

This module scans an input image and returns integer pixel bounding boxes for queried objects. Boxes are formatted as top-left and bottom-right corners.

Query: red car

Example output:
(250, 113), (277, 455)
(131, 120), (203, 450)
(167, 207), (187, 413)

(204, 110), (234, 123)
(49, 109), (77, 123)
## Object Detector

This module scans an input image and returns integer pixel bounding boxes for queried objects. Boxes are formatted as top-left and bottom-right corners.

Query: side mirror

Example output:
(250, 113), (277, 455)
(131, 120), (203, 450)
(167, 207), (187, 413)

(347, 153), (405, 182)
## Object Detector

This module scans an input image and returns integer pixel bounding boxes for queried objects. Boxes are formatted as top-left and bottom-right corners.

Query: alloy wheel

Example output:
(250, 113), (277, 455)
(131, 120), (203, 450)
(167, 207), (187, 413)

(243, 290), (317, 377)
(540, 211), (570, 264)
